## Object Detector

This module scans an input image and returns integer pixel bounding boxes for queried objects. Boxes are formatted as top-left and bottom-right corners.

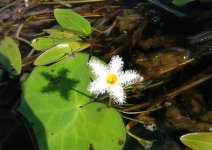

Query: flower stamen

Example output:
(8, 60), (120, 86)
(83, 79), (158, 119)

(106, 73), (118, 85)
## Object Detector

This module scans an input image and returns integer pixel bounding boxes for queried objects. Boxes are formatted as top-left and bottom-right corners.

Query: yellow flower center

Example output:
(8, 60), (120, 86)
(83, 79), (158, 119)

(106, 73), (118, 85)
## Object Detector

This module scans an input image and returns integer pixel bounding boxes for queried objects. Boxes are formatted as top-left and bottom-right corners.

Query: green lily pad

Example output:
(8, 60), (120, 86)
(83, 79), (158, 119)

(34, 42), (90, 65)
(54, 9), (92, 36)
(19, 53), (126, 150)
(31, 36), (82, 50)
(180, 132), (212, 150)
(0, 37), (22, 75)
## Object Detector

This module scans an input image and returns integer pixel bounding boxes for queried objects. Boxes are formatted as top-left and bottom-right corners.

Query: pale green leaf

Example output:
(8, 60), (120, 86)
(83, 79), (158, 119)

(0, 37), (22, 75)
(34, 42), (90, 65)
(54, 9), (92, 36)
(180, 132), (212, 150)
(31, 36), (82, 50)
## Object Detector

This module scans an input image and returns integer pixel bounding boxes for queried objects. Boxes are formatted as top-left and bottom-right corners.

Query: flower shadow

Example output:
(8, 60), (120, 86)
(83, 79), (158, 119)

(40, 68), (79, 100)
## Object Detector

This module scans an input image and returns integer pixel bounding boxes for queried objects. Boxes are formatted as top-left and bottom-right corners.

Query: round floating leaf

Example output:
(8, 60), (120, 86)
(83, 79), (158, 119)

(31, 36), (81, 50)
(54, 9), (92, 36)
(180, 132), (212, 150)
(19, 53), (126, 150)
(0, 37), (21, 75)
(34, 42), (90, 65)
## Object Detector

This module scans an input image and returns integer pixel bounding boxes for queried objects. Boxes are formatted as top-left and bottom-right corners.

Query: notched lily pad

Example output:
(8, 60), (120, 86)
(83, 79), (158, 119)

(19, 53), (126, 150)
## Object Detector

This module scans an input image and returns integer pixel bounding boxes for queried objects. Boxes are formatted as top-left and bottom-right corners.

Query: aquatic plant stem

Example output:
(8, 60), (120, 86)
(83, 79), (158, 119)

(120, 104), (163, 114)
(15, 24), (31, 45)
(126, 130), (153, 149)
(122, 115), (145, 124)
(108, 96), (112, 107)
(167, 73), (212, 100)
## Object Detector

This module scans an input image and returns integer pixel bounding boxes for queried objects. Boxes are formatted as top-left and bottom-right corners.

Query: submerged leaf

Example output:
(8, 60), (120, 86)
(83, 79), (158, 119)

(180, 132), (212, 150)
(0, 37), (22, 75)
(19, 53), (126, 150)
(54, 9), (92, 36)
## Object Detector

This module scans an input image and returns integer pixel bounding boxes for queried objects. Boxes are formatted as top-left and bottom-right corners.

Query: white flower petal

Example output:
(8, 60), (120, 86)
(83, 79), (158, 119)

(108, 55), (124, 74)
(88, 79), (107, 95)
(119, 70), (143, 86)
(88, 60), (108, 78)
(109, 84), (126, 104)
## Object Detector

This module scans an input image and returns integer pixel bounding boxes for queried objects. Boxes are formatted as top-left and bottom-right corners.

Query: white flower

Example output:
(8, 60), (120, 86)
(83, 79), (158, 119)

(88, 55), (143, 104)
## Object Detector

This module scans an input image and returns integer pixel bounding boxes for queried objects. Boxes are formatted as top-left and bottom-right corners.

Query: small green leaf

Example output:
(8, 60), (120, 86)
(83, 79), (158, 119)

(19, 53), (126, 150)
(44, 26), (77, 38)
(180, 132), (212, 150)
(31, 36), (82, 50)
(0, 37), (22, 75)
(54, 9), (92, 36)
(34, 42), (90, 65)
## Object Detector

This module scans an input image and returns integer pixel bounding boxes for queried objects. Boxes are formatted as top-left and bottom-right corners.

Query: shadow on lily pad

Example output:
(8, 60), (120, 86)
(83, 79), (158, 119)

(40, 68), (79, 100)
